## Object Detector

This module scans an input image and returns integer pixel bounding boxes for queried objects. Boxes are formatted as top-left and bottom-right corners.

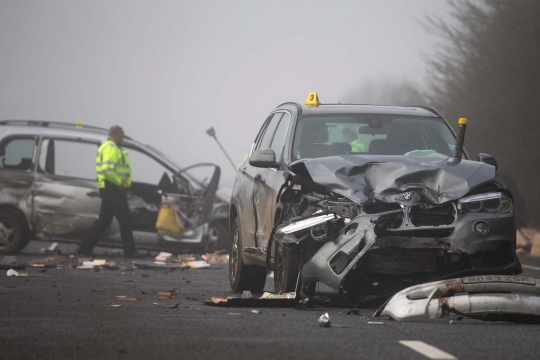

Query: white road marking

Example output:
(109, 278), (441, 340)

(399, 341), (457, 360)
(522, 264), (540, 272)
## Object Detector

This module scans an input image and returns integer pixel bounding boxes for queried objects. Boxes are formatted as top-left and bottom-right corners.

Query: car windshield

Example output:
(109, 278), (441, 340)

(292, 114), (459, 160)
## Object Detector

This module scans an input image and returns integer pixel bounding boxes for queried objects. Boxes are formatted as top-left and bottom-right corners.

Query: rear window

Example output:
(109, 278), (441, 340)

(292, 114), (458, 160)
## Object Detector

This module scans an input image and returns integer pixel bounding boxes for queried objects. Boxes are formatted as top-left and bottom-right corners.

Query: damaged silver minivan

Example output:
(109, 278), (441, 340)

(0, 120), (229, 255)
(229, 95), (521, 300)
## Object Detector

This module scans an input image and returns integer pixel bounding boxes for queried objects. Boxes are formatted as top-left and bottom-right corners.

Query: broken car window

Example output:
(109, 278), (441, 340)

(0, 137), (37, 171)
(292, 114), (457, 160)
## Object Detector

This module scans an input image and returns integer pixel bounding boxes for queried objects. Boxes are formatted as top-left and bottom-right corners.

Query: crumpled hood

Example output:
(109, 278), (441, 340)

(289, 155), (495, 205)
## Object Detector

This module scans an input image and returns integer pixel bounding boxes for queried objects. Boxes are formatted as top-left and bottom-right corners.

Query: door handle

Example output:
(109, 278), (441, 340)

(255, 174), (262, 182)
(86, 191), (100, 198)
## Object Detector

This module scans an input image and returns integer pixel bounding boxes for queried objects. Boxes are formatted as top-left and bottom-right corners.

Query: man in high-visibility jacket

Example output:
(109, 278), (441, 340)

(342, 127), (366, 152)
(78, 125), (143, 258)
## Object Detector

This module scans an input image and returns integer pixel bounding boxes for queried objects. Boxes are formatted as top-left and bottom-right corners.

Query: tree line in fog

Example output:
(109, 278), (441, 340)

(346, 0), (540, 229)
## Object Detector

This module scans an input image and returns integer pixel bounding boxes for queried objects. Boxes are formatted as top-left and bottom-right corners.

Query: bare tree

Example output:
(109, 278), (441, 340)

(425, 0), (540, 228)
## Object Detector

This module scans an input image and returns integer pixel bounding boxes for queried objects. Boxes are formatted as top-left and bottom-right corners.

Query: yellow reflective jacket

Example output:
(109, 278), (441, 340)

(350, 139), (366, 152)
(95, 140), (132, 189)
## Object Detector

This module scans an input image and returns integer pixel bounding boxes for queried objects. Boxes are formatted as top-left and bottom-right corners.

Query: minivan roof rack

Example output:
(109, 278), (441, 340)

(0, 120), (132, 139)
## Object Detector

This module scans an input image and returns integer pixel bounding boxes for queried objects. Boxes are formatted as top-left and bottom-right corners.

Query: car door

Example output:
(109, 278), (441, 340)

(253, 112), (291, 251)
(33, 137), (103, 242)
(0, 135), (38, 224)
(236, 112), (283, 248)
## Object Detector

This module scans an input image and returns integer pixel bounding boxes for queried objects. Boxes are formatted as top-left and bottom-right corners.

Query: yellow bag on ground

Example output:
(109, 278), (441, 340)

(156, 204), (185, 238)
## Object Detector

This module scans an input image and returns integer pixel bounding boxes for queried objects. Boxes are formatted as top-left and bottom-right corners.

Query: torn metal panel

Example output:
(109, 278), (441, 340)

(375, 276), (540, 322)
(299, 215), (379, 292)
(289, 155), (496, 206)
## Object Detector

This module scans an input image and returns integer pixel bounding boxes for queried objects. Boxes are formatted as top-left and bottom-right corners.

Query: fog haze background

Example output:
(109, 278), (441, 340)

(0, 0), (452, 195)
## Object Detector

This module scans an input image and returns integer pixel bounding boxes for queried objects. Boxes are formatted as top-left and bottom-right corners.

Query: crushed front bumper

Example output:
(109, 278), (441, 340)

(275, 209), (520, 296)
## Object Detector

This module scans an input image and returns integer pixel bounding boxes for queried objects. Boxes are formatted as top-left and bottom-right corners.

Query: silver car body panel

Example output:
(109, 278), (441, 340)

(375, 276), (540, 322)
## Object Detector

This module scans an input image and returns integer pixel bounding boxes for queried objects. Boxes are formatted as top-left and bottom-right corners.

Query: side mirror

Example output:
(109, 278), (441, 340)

(249, 149), (277, 168)
(478, 153), (498, 170)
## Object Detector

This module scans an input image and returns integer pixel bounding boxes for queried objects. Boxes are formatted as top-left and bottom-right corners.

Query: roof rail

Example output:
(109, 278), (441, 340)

(406, 105), (442, 117)
(276, 102), (302, 115)
(0, 120), (132, 139)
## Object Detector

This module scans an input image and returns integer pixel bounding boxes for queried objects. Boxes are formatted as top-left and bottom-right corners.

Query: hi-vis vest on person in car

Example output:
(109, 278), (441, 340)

(95, 140), (132, 189)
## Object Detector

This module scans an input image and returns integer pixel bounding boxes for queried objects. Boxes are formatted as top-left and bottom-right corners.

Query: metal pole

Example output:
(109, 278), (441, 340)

(206, 127), (237, 171)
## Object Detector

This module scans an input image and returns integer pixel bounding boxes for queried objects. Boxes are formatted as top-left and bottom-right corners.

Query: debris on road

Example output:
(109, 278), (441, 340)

(153, 302), (180, 308)
(368, 321), (384, 325)
(110, 305), (121, 308)
(158, 289), (176, 300)
(204, 292), (298, 308)
(318, 313), (331, 327)
(132, 261), (188, 271)
(76, 265), (95, 270)
(28, 255), (71, 269)
(202, 252), (229, 264)
(251, 309), (262, 314)
(260, 292), (296, 299)
(7, 269), (19, 277)
(184, 260), (210, 269)
(374, 276), (540, 323)
(46, 242), (60, 253)
(242, 290), (253, 299)
(154, 252), (173, 262)
(116, 296), (141, 301)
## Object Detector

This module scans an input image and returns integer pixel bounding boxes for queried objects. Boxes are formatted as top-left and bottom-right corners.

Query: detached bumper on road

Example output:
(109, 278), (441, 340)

(374, 276), (540, 323)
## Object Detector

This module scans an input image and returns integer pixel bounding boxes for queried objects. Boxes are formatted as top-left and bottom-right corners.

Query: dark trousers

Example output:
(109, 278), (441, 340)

(78, 182), (136, 255)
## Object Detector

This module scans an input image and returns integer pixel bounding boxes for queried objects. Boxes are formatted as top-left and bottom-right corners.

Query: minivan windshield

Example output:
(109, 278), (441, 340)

(292, 114), (459, 160)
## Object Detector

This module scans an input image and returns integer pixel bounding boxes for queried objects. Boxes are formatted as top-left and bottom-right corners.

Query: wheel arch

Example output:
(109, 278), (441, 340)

(229, 203), (238, 235)
(0, 204), (31, 232)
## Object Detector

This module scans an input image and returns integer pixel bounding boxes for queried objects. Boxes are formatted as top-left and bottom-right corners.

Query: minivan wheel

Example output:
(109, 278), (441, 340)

(229, 218), (266, 293)
(0, 209), (30, 254)
(274, 241), (300, 294)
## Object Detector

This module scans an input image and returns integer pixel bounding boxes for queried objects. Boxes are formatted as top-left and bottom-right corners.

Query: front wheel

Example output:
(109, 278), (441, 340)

(0, 209), (30, 254)
(229, 218), (266, 293)
(274, 241), (300, 294)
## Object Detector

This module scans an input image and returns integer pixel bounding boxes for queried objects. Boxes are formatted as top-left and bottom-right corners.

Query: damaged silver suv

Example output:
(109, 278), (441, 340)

(229, 93), (521, 300)
(0, 120), (229, 255)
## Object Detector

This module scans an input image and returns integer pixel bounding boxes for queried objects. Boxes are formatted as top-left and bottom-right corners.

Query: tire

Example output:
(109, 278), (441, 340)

(229, 217), (266, 293)
(0, 209), (30, 254)
(274, 241), (300, 294)
(206, 221), (231, 253)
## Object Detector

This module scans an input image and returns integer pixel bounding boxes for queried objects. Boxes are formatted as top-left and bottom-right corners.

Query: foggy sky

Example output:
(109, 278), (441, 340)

(0, 0), (452, 196)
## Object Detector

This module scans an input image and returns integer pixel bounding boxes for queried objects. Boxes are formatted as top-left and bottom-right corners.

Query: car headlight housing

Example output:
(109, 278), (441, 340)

(459, 192), (512, 214)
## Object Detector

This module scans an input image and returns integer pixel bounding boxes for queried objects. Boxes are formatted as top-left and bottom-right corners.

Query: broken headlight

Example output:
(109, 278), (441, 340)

(459, 192), (512, 214)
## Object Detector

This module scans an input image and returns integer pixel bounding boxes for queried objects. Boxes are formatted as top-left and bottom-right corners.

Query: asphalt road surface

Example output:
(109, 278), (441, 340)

(2, 241), (540, 360)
